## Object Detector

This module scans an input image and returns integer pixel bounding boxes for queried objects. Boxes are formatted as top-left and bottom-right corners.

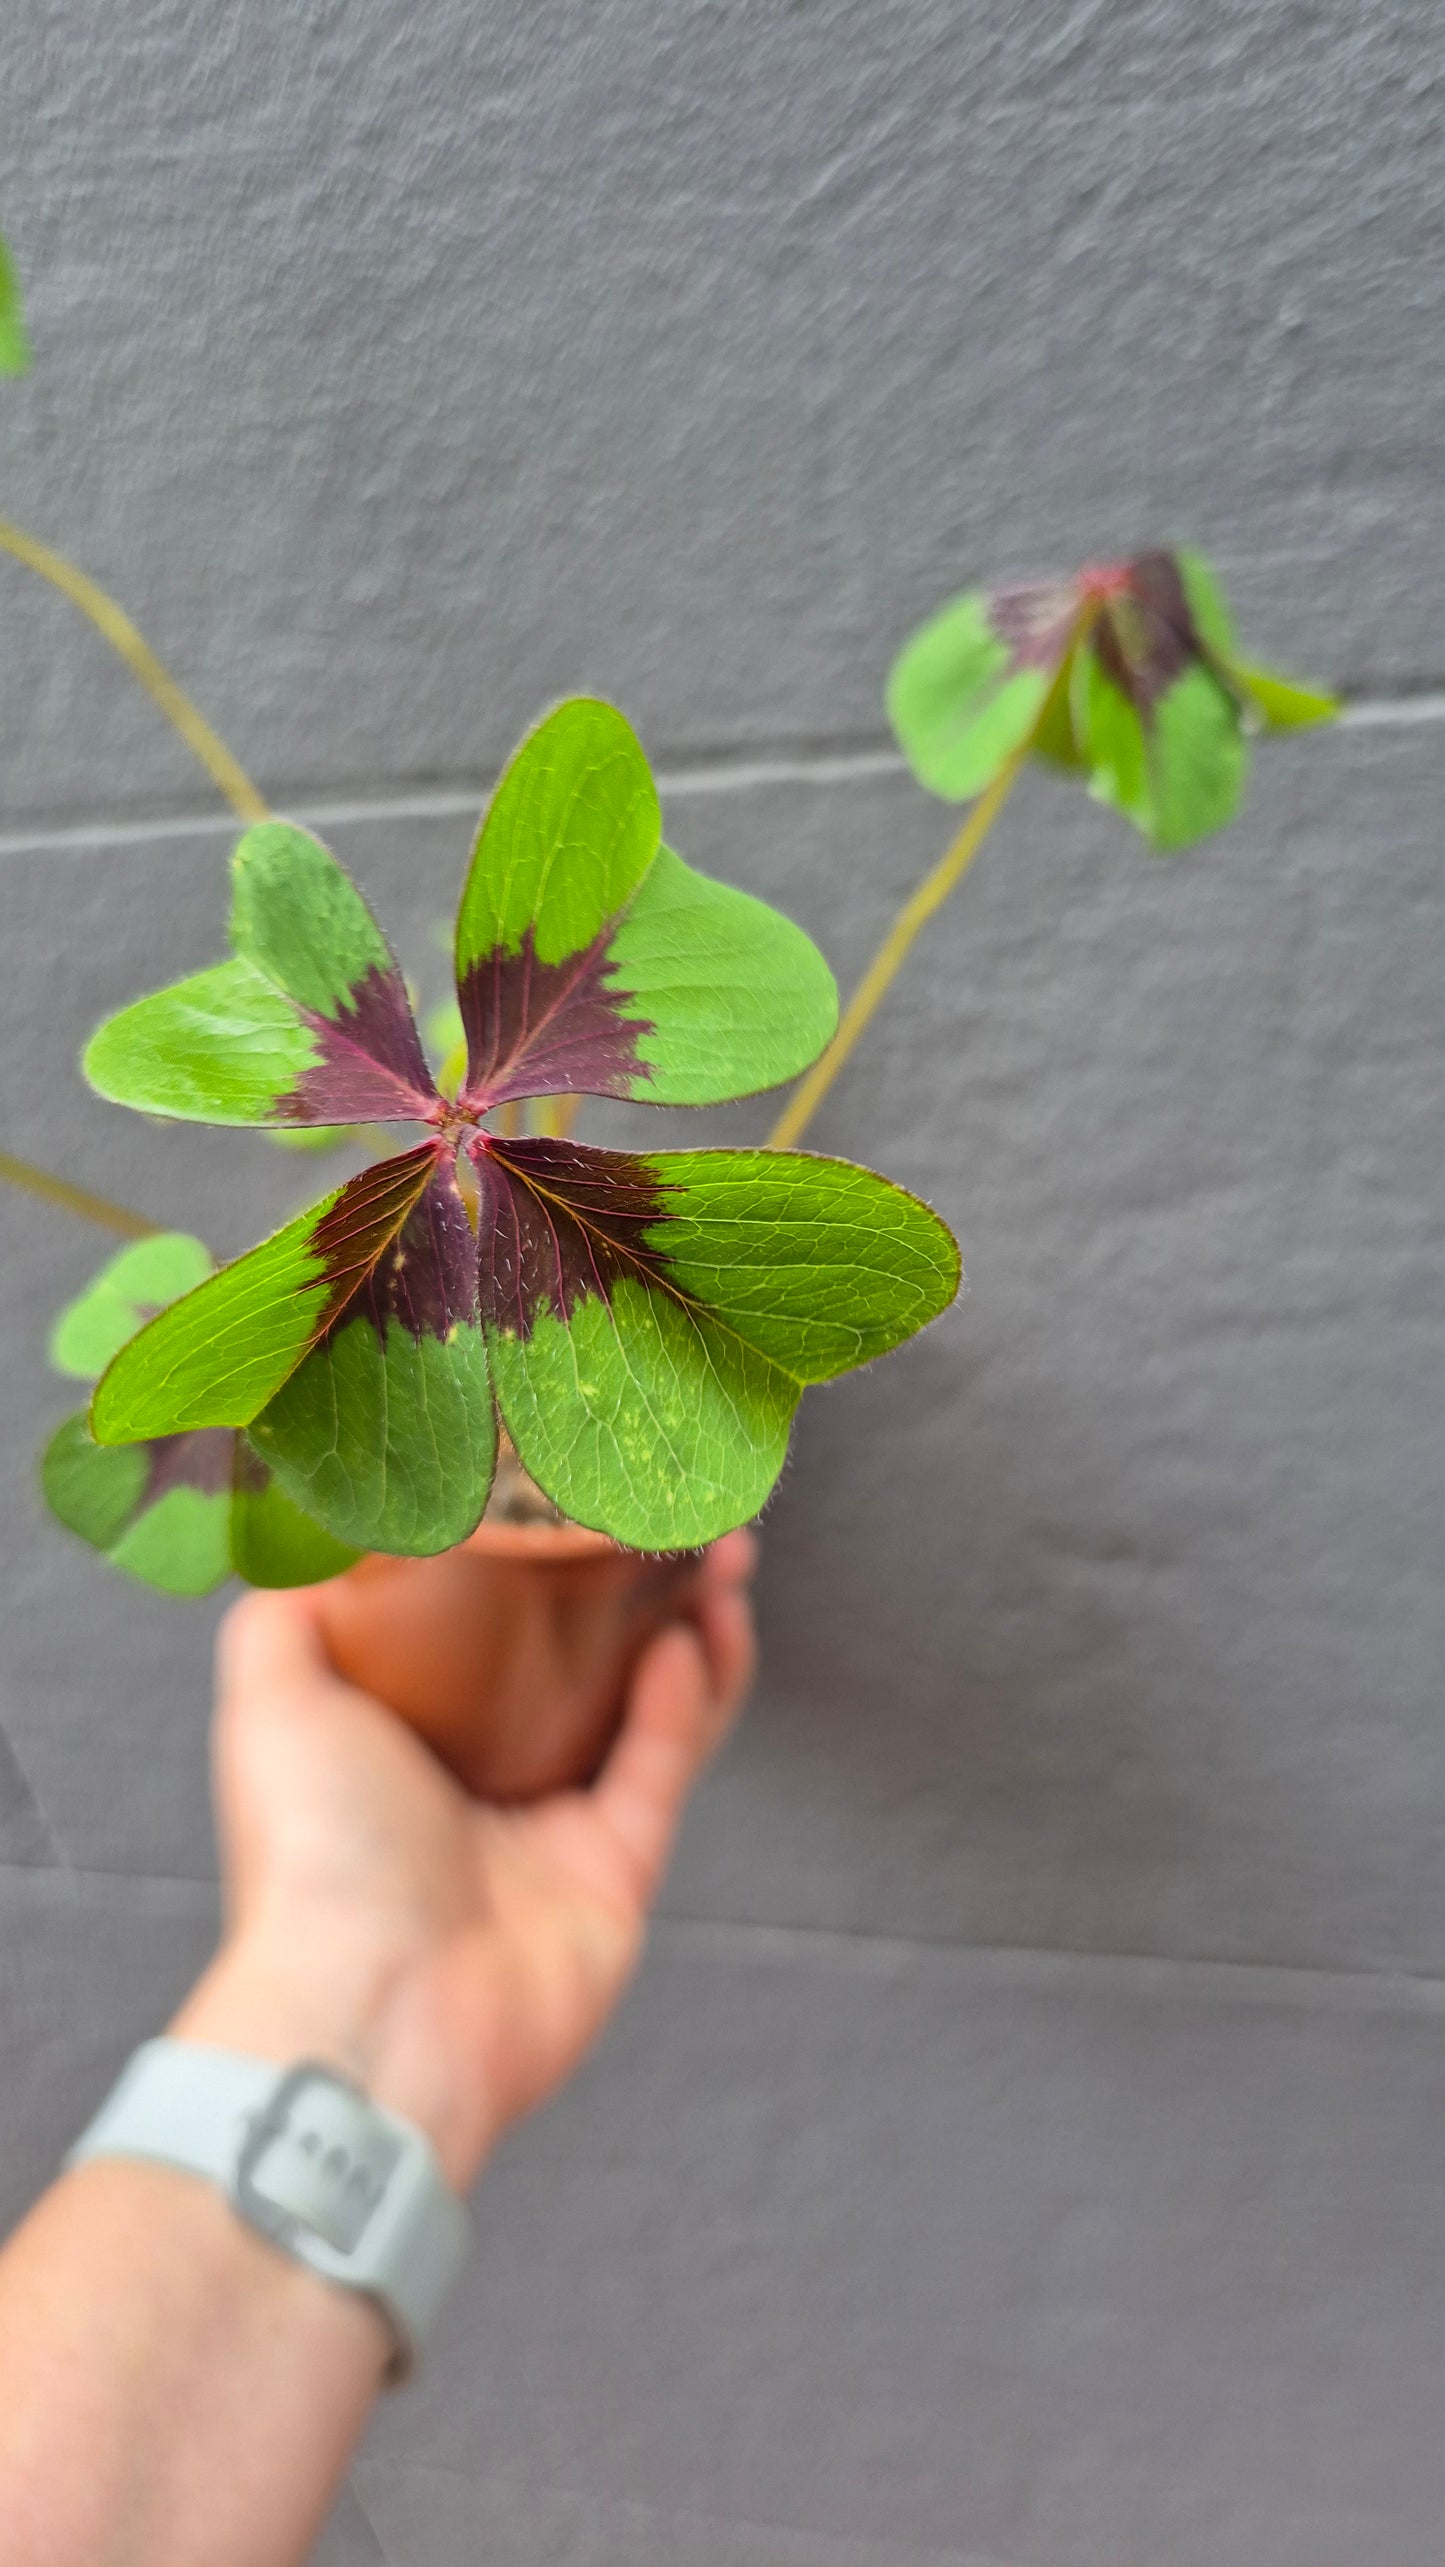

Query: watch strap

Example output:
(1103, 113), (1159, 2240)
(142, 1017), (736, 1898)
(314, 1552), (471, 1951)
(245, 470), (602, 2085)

(67, 2039), (470, 2379)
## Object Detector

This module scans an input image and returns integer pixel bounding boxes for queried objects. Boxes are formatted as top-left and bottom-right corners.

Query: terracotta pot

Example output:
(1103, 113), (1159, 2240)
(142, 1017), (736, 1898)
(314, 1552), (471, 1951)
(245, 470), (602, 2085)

(313, 1518), (701, 1801)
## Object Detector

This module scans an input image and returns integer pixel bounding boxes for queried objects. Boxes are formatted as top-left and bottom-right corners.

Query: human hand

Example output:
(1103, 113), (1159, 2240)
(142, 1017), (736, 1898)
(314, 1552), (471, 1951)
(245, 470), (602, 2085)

(172, 1534), (756, 2191)
(310, 1525), (714, 1802)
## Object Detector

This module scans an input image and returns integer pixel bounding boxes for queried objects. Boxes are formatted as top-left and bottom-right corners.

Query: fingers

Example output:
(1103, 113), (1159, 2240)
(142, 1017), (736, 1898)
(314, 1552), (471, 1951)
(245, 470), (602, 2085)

(690, 1578), (757, 1728)
(588, 1551), (755, 1904)
(698, 1527), (757, 1593)
(216, 1586), (336, 1710)
(587, 1623), (719, 1904)
(212, 1588), (384, 1845)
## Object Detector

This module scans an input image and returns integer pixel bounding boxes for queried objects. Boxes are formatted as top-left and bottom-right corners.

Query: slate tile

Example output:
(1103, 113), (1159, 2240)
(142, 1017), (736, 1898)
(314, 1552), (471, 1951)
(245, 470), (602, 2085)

(0, 1869), (217, 2234)
(5, 1887), (1445, 2563)
(355, 2459), (1021, 2567)
(310, 2483), (388, 2567)
(360, 1930), (1445, 2567)
(0, 5), (1437, 819)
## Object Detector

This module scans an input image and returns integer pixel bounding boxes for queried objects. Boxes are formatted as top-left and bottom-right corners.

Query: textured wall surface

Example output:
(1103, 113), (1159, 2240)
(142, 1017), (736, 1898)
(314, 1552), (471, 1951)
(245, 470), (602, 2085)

(3, 5), (1445, 2562)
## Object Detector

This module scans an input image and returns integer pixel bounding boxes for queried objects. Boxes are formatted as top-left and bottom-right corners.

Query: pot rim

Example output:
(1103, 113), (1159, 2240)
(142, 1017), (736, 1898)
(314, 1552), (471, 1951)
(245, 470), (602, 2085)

(465, 1516), (622, 1563)
(464, 1517), (704, 1567)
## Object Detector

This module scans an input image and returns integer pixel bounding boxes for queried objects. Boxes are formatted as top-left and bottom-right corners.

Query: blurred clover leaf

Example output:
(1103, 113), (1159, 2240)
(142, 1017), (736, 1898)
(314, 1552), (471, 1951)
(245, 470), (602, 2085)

(81, 697), (960, 1555)
(888, 548), (1338, 852)
(42, 1232), (360, 1595)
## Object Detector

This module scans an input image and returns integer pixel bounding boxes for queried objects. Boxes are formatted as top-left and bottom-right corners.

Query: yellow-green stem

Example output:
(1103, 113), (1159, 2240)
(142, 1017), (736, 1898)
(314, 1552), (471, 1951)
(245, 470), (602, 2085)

(767, 742), (1029, 1149)
(535, 1095), (580, 1139)
(0, 518), (267, 822)
(0, 1150), (157, 1238)
(0, 519), (266, 1233)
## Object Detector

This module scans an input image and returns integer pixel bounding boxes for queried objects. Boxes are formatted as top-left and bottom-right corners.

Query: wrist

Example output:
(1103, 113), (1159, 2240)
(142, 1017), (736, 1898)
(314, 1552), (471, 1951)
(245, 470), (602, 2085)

(170, 1914), (495, 2193)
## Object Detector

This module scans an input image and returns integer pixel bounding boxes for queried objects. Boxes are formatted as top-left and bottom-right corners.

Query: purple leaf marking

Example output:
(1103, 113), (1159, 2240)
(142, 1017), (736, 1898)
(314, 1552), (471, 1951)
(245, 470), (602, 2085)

(348, 1160), (479, 1346)
(281, 963), (439, 1126)
(458, 928), (655, 1113)
(987, 577), (1083, 672)
(142, 1426), (236, 1504)
(310, 1142), (450, 1333)
(469, 1135), (677, 1339)
(1088, 551), (1200, 719)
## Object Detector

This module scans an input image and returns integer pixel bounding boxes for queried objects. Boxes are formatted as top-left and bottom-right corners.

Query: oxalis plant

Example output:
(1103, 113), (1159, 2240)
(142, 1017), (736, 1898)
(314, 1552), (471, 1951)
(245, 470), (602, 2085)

(73, 697), (962, 1561)
(768, 548), (1338, 1148)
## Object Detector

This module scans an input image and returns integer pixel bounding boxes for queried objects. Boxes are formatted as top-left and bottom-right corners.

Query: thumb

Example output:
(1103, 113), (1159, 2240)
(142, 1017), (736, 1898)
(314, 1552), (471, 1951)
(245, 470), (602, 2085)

(216, 1585), (340, 1712)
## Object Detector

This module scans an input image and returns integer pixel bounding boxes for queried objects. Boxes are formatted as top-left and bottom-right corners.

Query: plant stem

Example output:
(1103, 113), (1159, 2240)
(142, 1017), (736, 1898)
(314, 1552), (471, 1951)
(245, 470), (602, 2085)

(0, 518), (267, 821)
(0, 1150), (157, 1238)
(535, 1095), (580, 1140)
(0, 520), (265, 1236)
(766, 742), (1029, 1150)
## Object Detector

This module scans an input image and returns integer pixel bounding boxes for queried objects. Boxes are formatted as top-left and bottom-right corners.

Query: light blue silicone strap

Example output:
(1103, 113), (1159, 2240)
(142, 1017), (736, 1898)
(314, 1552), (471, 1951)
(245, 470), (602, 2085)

(67, 2038), (471, 2379)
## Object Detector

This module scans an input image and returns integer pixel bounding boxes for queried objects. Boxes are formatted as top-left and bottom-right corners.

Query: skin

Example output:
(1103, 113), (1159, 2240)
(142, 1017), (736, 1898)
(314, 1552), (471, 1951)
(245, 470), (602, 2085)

(0, 1530), (756, 2567)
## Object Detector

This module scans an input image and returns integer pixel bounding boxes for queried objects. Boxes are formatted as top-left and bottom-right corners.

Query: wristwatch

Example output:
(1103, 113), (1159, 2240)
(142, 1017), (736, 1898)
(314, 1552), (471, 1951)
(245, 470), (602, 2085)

(66, 2039), (472, 2381)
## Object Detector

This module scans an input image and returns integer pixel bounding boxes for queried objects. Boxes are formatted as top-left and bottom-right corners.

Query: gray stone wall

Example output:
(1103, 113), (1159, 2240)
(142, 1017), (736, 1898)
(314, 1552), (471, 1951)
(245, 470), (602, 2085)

(4, 6), (1445, 2559)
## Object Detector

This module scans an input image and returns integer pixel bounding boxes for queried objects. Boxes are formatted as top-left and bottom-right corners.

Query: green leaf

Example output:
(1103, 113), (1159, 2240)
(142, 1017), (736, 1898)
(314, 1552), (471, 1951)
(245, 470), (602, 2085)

(1176, 553), (1338, 727)
(90, 1146), (439, 1442)
(455, 697), (660, 976)
(84, 825), (437, 1130)
(252, 1163), (497, 1556)
(490, 1284), (795, 1550)
(110, 1481), (234, 1594)
(1230, 660), (1340, 731)
(253, 1316), (495, 1557)
(594, 845), (838, 1104)
(455, 707), (835, 1109)
(0, 235), (30, 377)
(1174, 550), (1240, 661)
(42, 1412), (357, 1595)
(42, 1414), (150, 1550)
(41, 1414), (233, 1598)
(478, 1143), (960, 1548)
(229, 1458), (361, 1587)
(84, 960), (321, 1125)
(888, 588), (1054, 800)
(229, 821), (398, 1020)
(262, 1124), (356, 1153)
(1078, 653), (1248, 851)
(49, 1233), (214, 1379)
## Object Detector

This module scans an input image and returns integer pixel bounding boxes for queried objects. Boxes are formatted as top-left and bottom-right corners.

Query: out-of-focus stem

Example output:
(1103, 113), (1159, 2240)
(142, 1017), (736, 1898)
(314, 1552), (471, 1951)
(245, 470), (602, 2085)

(0, 518), (267, 821)
(767, 606), (1098, 1153)
(534, 1096), (580, 1139)
(0, 525), (264, 1238)
(0, 1150), (157, 1237)
(766, 745), (1027, 1150)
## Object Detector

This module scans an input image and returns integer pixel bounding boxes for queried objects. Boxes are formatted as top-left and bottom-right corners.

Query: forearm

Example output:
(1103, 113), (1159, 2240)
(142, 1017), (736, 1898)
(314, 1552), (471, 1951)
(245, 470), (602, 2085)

(0, 2159), (383, 2567)
(0, 1925), (492, 2567)
(0, 1564), (750, 2567)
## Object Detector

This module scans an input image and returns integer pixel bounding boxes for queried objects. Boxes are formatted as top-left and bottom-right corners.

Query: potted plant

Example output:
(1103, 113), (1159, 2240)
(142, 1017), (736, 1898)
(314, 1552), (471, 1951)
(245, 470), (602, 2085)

(48, 695), (960, 1780)
(2, 231), (1338, 1792)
